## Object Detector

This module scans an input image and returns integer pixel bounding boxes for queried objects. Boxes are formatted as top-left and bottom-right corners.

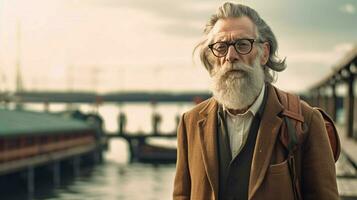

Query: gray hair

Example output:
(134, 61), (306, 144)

(194, 2), (286, 83)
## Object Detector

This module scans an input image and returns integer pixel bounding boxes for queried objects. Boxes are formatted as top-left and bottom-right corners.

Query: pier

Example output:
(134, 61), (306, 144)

(0, 109), (104, 198)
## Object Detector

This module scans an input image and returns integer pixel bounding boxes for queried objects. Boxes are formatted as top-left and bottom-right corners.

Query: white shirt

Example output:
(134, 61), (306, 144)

(223, 85), (265, 159)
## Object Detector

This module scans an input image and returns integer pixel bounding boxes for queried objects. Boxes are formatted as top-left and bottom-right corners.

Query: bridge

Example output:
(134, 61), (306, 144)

(304, 45), (357, 139)
(2, 91), (211, 103)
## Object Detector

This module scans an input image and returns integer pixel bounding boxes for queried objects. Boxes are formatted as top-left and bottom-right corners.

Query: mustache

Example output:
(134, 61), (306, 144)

(225, 62), (251, 73)
(214, 62), (252, 78)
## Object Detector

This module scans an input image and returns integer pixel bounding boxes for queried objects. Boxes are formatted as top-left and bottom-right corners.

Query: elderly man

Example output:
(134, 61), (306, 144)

(173, 2), (338, 200)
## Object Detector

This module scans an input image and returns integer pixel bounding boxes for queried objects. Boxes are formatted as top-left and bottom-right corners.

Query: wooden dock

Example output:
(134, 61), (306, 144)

(0, 109), (105, 197)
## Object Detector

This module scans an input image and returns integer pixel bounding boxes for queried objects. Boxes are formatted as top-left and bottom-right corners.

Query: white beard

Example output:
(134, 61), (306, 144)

(210, 57), (265, 110)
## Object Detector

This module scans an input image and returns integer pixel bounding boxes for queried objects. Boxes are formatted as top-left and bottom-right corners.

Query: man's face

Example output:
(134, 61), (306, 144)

(208, 17), (269, 111)
(209, 16), (262, 68)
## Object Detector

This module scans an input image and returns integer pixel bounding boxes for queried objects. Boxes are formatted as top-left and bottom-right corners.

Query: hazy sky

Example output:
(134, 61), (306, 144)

(0, 0), (356, 93)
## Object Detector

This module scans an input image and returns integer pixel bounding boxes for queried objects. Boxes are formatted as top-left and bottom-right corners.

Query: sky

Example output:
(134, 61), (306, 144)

(0, 0), (356, 93)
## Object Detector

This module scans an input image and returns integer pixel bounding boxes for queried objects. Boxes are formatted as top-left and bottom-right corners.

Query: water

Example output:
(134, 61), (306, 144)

(77, 138), (175, 200)
(0, 102), (187, 200)
(0, 138), (176, 200)
(41, 162), (176, 200)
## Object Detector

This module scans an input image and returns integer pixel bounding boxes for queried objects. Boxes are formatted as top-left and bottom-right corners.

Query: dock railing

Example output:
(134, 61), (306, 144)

(304, 45), (357, 140)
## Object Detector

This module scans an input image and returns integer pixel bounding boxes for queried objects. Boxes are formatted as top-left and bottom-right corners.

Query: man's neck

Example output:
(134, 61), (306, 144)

(227, 104), (252, 115)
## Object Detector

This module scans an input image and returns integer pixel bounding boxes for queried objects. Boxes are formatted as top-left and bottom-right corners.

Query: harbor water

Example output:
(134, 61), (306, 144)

(0, 102), (190, 200)
(0, 139), (176, 200)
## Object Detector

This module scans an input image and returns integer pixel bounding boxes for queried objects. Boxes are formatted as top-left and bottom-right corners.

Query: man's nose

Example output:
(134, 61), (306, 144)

(225, 45), (240, 63)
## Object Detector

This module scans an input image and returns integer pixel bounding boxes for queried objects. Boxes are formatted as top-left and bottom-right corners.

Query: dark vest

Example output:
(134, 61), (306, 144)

(217, 88), (267, 200)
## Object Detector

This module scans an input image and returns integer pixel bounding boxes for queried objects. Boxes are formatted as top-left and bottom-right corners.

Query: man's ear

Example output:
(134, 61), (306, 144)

(260, 42), (270, 65)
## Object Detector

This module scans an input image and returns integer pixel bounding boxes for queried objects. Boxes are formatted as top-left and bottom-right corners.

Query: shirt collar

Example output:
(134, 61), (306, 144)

(223, 84), (266, 117)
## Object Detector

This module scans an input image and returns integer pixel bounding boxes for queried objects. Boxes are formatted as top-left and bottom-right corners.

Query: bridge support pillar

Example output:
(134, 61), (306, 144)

(314, 90), (321, 107)
(346, 74), (355, 138)
(73, 156), (81, 176)
(44, 101), (50, 113)
(331, 84), (337, 122)
(53, 161), (60, 187)
(27, 166), (34, 198)
(93, 149), (103, 164)
(118, 112), (127, 135)
(322, 88), (329, 111)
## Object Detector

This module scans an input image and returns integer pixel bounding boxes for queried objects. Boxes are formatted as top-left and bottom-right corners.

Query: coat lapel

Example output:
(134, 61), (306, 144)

(248, 84), (284, 200)
(198, 98), (219, 199)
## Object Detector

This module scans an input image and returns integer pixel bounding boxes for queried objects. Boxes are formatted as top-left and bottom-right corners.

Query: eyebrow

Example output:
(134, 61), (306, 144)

(211, 37), (255, 44)
(213, 36), (229, 42)
(209, 33), (255, 44)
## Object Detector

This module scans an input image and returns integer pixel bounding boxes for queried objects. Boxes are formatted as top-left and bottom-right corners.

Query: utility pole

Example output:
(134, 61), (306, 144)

(65, 64), (74, 111)
(15, 20), (24, 110)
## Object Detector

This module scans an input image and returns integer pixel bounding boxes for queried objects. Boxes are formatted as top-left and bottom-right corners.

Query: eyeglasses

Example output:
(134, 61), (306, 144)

(208, 38), (262, 58)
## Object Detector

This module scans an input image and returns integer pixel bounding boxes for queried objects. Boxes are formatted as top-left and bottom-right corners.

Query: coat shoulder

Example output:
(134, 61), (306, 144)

(183, 98), (215, 120)
(301, 101), (314, 119)
(300, 100), (322, 125)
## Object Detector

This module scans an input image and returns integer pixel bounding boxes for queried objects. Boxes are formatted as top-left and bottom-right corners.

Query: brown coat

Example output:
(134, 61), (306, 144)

(173, 84), (339, 200)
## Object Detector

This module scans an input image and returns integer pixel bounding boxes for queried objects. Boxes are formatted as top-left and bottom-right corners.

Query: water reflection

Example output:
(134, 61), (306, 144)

(0, 159), (176, 200)
(49, 162), (175, 200)
(0, 129), (177, 200)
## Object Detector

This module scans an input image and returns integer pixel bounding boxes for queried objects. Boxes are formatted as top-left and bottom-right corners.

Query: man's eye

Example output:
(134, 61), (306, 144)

(237, 42), (249, 47)
(236, 40), (250, 46)
(214, 44), (226, 51)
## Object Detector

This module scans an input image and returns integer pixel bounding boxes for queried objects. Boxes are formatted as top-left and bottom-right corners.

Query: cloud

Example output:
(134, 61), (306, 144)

(285, 43), (355, 65)
(340, 3), (355, 14)
(74, 0), (222, 38)
(79, 0), (214, 21)
(159, 21), (202, 37)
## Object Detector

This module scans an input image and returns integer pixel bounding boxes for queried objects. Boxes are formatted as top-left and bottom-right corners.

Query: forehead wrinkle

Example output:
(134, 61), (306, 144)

(209, 31), (256, 44)
(207, 17), (259, 45)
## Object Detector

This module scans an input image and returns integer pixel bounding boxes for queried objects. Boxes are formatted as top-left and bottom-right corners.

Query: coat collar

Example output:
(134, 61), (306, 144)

(196, 84), (284, 200)
(248, 83), (284, 199)
(198, 97), (219, 199)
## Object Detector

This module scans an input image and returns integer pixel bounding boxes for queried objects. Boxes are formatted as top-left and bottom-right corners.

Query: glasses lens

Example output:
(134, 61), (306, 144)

(235, 39), (252, 54)
(212, 42), (228, 57)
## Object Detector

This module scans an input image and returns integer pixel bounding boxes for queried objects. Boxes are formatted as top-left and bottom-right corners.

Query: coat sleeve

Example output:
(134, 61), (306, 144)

(301, 109), (339, 200)
(173, 113), (191, 200)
